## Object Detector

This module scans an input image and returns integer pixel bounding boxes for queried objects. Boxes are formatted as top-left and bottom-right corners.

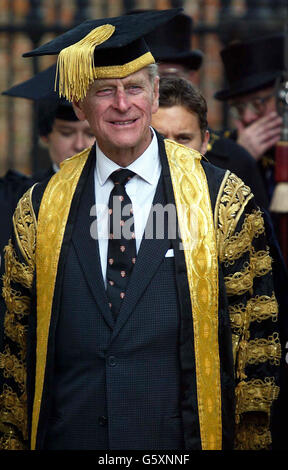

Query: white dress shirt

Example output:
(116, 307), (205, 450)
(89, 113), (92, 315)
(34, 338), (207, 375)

(94, 128), (161, 283)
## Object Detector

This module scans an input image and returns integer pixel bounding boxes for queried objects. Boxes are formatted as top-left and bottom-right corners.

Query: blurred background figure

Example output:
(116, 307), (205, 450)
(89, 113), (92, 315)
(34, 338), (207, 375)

(2, 64), (95, 183)
(143, 11), (203, 82)
(214, 34), (284, 206)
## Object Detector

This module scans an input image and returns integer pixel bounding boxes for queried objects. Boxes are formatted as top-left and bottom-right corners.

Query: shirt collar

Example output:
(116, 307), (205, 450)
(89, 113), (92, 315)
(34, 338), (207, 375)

(96, 127), (160, 186)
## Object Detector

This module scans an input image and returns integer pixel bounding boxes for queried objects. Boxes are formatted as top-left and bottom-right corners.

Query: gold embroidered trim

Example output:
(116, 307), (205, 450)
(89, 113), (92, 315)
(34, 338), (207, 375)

(229, 293), (278, 336)
(0, 346), (26, 392)
(235, 377), (279, 421)
(3, 241), (34, 289)
(12, 186), (37, 268)
(165, 139), (222, 450)
(215, 172), (254, 261)
(235, 414), (272, 450)
(251, 247), (272, 277)
(224, 248), (273, 297)
(224, 262), (253, 296)
(31, 147), (91, 450)
(0, 384), (27, 441)
(3, 312), (27, 353)
(221, 209), (265, 267)
(238, 333), (281, 380)
(2, 283), (30, 319)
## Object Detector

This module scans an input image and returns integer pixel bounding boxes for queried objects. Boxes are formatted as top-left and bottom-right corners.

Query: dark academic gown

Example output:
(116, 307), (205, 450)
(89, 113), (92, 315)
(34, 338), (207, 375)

(207, 131), (269, 210)
(0, 134), (281, 451)
(0, 170), (33, 350)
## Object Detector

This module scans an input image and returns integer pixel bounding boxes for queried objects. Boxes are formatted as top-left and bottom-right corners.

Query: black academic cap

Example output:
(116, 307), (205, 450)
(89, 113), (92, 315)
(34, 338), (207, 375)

(22, 8), (182, 101)
(126, 10), (203, 71)
(2, 64), (58, 100)
(214, 33), (284, 101)
(2, 64), (78, 136)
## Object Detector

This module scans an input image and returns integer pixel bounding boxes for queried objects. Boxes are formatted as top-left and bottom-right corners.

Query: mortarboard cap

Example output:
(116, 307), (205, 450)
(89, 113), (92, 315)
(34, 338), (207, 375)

(126, 10), (203, 71)
(2, 64), (78, 135)
(22, 8), (182, 102)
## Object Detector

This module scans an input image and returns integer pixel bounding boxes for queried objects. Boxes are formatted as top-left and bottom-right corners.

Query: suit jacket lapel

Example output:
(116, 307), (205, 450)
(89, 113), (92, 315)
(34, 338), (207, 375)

(72, 151), (115, 330)
(111, 172), (171, 341)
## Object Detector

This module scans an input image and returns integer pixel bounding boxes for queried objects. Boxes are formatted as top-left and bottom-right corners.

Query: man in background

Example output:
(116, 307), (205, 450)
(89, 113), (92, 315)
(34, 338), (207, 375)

(3, 64), (95, 183)
(214, 33), (284, 205)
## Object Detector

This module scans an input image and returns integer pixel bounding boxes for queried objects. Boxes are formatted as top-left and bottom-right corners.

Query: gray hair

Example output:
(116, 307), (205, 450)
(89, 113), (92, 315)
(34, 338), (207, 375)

(146, 63), (159, 85)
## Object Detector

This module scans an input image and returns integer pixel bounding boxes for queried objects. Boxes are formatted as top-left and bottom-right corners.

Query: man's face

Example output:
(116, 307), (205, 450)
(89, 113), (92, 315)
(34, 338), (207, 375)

(42, 118), (95, 166)
(228, 86), (276, 127)
(73, 68), (159, 160)
(151, 105), (209, 154)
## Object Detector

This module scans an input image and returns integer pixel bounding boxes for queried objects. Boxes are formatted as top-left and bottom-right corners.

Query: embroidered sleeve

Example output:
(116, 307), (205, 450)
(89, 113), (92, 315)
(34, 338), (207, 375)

(0, 188), (36, 449)
(215, 172), (280, 450)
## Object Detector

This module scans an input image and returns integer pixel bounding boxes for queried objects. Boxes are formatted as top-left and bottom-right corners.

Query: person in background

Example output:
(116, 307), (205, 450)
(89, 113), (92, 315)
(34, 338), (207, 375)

(2, 64), (95, 183)
(0, 9), (280, 451)
(214, 33), (284, 205)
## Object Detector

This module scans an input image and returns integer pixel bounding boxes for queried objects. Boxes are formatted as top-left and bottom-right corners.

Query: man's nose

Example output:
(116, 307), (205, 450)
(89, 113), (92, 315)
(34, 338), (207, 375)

(241, 104), (259, 125)
(113, 89), (130, 112)
(74, 133), (87, 151)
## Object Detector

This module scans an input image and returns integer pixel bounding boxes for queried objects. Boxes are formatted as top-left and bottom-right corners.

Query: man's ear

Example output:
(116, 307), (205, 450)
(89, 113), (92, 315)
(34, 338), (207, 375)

(200, 129), (210, 155)
(72, 100), (86, 121)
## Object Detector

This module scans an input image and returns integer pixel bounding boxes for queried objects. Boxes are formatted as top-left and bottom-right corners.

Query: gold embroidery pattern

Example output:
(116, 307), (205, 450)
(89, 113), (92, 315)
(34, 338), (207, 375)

(165, 139), (222, 450)
(12, 187), (37, 268)
(3, 241), (34, 289)
(220, 209), (265, 267)
(251, 248), (272, 277)
(238, 333), (281, 377)
(0, 385), (27, 441)
(31, 147), (91, 450)
(234, 414), (272, 450)
(229, 294), (278, 336)
(3, 312), (27, 353)
(224, 262), (253, 296)
(0, 346), (26, 391)
(235, 378), (279, 420)
(224, 248), (273, 297)
(215, 172), (279, 449)
(0, 186), (36, 450)
(214, 172), (254, 262)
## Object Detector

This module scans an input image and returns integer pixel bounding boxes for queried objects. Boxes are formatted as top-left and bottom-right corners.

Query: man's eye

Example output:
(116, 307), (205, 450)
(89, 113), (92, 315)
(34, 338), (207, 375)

(59, 131), (73, 137)
(127, 85), (142, 93)
(96, 88), (113, 96)
(178, 136), (191, 143)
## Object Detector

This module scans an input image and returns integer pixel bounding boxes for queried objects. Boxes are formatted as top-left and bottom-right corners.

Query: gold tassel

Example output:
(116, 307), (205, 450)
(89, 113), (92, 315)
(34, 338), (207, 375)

(55, 24), (115, 102)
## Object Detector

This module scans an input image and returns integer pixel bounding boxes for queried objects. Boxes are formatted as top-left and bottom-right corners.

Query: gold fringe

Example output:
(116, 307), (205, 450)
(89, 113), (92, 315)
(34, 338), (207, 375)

(57, 24), (115, 102)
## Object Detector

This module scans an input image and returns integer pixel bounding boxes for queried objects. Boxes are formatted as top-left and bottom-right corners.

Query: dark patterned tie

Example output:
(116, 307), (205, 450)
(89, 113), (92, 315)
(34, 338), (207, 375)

(106, 169), (136, 318)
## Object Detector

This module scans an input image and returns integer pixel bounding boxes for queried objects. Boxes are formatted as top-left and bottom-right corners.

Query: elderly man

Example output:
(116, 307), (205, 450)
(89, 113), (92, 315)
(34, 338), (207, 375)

(0, 10), (280, 451)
